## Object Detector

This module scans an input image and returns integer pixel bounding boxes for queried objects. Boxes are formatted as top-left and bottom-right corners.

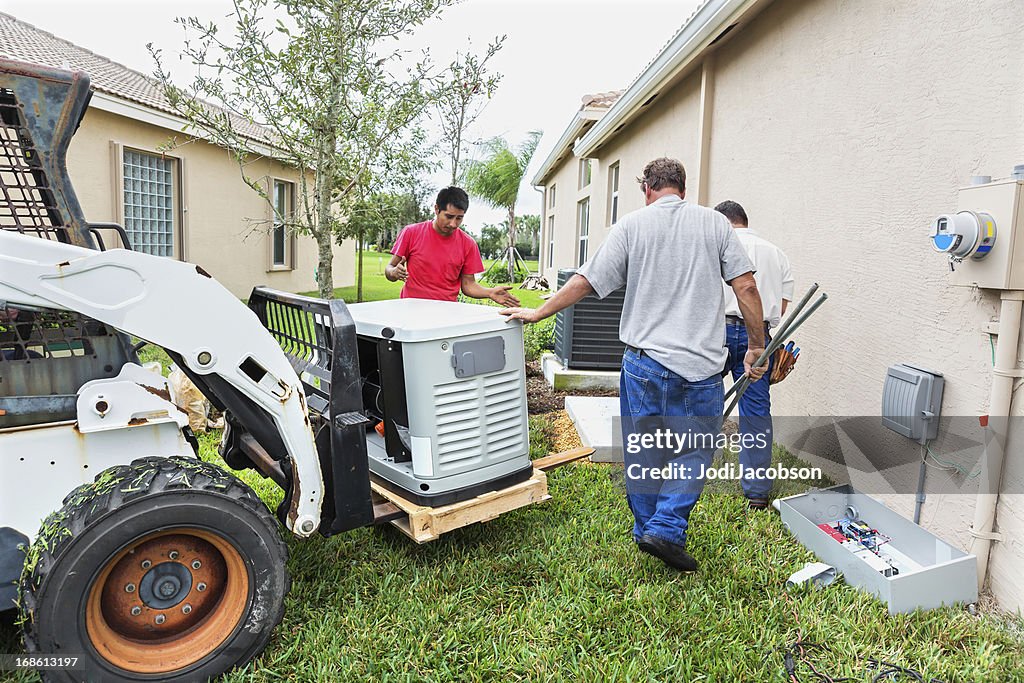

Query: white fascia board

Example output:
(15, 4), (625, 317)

(89, 91), (282, 159)
(574, 0), (759, 158)
(530, 115), (591, 186)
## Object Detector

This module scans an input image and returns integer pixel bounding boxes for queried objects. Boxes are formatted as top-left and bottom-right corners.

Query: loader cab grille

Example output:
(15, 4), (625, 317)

(0, 306), (133, 428)
(0, 87), (71, 242)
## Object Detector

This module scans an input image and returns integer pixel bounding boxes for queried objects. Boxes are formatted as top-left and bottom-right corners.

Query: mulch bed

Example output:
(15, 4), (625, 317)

(524, 359), (618, 415)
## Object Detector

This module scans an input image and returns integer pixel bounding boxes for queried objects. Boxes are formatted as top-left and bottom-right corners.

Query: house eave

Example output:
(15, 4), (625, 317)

(573, 0), (770, 158)
(90, 91), (283, 160)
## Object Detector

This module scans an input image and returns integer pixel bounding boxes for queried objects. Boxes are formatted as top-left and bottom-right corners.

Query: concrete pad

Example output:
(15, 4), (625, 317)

(564, 396), (623, 463)
(541, 352), (620, 392)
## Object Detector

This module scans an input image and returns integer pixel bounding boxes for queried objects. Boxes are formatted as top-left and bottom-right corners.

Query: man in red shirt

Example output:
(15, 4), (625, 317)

(385, 187), (520, 306)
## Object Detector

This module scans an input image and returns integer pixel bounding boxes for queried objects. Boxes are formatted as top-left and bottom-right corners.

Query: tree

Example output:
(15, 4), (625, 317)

(151, 0), (455, 298)
(433, 36), (505, 185)
(345, 186), (431, 301)
(475, 223), (506, 259)
(462, 131), (542, 281)
(513, 214), (540, 259)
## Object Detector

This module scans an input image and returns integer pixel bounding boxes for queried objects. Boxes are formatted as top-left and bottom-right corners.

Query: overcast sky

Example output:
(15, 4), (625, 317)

(1, 0), (701, 227)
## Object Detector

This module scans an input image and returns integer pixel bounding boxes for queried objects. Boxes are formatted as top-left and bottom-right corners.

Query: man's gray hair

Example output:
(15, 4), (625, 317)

(640, 158), (686, 192)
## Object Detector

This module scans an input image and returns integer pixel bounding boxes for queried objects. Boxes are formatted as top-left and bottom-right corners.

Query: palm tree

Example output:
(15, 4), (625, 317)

(463, 130), (541, 281)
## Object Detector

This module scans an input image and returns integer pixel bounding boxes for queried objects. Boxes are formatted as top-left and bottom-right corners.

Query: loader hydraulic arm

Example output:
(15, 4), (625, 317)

(0, 230), (326, 538)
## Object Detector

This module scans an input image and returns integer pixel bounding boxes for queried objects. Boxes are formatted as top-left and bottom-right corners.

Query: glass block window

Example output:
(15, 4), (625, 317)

(123, 150), (176, 257)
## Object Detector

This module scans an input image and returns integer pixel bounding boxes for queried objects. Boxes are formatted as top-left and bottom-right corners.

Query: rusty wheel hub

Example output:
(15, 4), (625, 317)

(86, 529), (248, 674)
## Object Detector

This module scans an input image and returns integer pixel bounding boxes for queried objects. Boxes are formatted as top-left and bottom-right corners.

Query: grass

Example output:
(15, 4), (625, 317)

(326, 252), (545, 309)
(4, 258), (1021, 681)
(3, 427), (1021, 681)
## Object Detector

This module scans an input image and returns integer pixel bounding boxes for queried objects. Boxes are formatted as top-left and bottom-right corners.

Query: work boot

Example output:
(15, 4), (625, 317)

(747, 497), (770, 511)
(637, 534), (698, 572)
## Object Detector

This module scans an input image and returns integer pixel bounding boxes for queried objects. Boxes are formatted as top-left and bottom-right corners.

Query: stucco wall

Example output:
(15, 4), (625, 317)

(542, 0), (1024, 609)
(66, 107), (354, 298)
(705, 0), (1024, 609)
(540, 72), (703, 284)
(540, 154), (588, 284)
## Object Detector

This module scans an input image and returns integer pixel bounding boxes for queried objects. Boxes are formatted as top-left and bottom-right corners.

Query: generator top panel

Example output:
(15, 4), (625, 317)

(347, 299), (513, 342)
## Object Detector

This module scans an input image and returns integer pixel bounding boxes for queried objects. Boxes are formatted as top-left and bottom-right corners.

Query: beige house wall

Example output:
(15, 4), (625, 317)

(542, 0), (1024, 609)
(65, 107), (354, 298)
(540, 155), (586, 284)
(540, 72), (703, 284)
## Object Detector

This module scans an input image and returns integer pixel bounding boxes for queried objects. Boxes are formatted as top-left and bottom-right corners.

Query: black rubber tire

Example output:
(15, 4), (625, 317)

(19, 456), (289, 682)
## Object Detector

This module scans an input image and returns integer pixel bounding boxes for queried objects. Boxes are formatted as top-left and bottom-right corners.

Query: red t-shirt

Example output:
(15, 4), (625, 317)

(391, 220), (485, 301)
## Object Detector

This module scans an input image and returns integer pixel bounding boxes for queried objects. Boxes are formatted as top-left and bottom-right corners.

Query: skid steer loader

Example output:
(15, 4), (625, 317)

(0, 58), (532, 682)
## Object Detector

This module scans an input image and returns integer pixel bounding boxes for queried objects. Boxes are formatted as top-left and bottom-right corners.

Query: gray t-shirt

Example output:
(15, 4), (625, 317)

(578, 195), (753, 381)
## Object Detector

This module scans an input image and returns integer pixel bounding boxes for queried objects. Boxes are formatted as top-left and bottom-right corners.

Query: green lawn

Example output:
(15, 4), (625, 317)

(325, 251), (546, 308)
(4, 428), (1018, 682)
(3, 256), (1021, 681)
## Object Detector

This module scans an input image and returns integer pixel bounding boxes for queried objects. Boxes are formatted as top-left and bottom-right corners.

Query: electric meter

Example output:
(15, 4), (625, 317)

(930, 211), (996, 260)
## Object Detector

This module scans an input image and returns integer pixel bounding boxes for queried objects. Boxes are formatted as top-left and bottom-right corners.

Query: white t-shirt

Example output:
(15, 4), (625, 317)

(578, 196), (753, 381)
(722, 227), (794, 328)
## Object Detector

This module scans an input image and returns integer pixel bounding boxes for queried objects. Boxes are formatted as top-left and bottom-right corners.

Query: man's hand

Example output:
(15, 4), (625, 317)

(743, 347), (768, 381)
(500, 307), (543, 324)
(393, 257), (408, 281)
(488, 286), (521, 308)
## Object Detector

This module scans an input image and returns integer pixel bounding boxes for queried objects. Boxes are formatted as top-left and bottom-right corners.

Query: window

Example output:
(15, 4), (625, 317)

(576, 198), (590, 266)
(547, 215), (555, 268)
(122, 149), (177, 257)
(608, 162), (620, 225)
(578, 158), (592, 190)
(548, 184), (556, 209)
(272, 179), (294, 268)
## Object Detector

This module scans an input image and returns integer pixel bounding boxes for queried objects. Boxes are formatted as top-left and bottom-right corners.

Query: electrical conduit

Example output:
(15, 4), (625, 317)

(969, 290), (1024, 591)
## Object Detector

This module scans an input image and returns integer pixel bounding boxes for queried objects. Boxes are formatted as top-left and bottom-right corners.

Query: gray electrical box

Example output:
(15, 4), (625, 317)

(777, 486), (977, 614)
(881, 364), (944, 444)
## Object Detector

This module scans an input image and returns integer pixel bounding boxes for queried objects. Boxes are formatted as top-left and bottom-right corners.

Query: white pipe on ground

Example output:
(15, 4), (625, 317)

(969, 289), (1024, 592)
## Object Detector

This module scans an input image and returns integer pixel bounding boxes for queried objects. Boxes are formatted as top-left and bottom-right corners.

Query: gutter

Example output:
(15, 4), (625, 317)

(574, 0), (766, 158)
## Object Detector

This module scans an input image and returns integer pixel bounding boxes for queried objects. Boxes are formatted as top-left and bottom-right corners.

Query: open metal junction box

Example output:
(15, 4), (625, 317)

(778, 485), (977, 613)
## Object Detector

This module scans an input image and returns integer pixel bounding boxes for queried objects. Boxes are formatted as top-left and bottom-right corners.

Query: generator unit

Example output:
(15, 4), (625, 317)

(553, 268), (626, 370)
(347, 299), (534, 506)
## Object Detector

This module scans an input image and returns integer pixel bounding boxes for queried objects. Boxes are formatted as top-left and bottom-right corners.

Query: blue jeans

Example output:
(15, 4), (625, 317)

(620, 349), (723, 548)
(722, 323), (774, 501)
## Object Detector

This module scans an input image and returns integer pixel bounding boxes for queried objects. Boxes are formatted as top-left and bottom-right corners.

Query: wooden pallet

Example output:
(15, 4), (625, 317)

(370, 447), (593, 543)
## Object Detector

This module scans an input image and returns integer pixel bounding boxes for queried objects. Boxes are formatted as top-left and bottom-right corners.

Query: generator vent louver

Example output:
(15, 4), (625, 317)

(433, 369), (525, 467)
(553, 268), (626, 370)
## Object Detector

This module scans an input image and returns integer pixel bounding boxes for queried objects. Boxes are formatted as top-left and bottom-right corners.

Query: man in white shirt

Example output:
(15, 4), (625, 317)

(715, 200), (794, 510)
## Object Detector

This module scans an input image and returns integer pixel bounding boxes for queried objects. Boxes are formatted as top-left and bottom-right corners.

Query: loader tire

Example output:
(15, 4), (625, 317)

(19, 456), (289, 682)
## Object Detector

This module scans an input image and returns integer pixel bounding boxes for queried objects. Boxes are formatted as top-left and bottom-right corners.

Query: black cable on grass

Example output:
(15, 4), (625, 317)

(865, 657), (946, 683)
(770, 640), (854, 683)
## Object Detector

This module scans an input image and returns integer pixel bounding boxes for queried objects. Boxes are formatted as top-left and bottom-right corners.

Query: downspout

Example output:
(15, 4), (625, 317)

(969, 289), (1024, 591)
(695, 55), (715, 207)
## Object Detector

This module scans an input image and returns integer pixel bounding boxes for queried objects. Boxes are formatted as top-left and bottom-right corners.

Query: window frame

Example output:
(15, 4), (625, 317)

(270, 178), (296, 270)
(547, 215), (555, 268)
(578, 158), (592, 190)
(576, 197), (590, 266)
(607, 161), (620, 225)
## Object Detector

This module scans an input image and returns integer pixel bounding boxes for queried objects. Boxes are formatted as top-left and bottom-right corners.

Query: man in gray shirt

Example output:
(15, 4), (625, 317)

(502, 158), (766, 572)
